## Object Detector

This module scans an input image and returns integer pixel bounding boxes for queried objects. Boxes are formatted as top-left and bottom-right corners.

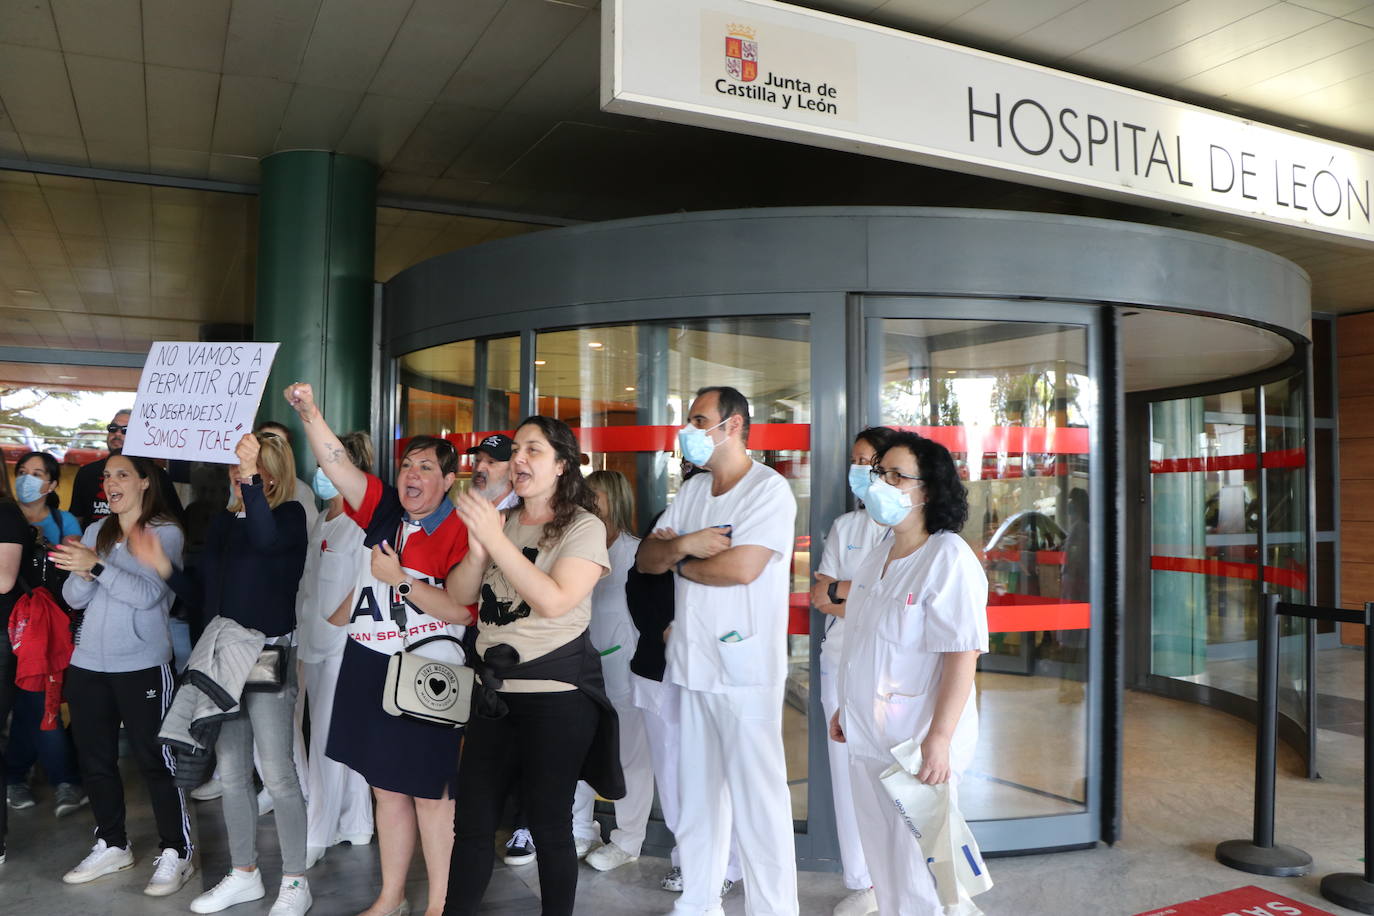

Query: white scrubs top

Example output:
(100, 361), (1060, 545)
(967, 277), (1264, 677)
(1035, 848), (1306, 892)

(589, 531), (642, 698)
(816, 509), (886, 673)
(295, 510), (366, 664)
(660, 461), (797, 692)
(839, 530), (989, 765)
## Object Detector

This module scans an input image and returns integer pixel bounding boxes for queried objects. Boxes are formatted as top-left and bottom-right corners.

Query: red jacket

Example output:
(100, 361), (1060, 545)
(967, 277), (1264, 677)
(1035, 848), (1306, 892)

(8, 587), (74, 729)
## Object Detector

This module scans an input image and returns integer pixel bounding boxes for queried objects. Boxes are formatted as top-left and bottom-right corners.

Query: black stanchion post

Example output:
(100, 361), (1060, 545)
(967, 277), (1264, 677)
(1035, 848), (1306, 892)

(1216, 592), (1313, 876)
(1319, 602), (1374, 913)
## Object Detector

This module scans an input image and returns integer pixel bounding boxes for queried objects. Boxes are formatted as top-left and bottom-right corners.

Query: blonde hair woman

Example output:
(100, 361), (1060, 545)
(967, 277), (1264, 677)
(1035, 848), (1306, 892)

(571, 470), (656, 873)
(131, 432), (312, 915)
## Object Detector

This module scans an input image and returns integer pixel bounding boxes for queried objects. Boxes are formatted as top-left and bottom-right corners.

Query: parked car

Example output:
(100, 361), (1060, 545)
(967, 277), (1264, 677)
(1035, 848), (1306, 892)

(0, 425), (43, 463)
(982, 510), (1067, 598)
(63, 429), (110, 467)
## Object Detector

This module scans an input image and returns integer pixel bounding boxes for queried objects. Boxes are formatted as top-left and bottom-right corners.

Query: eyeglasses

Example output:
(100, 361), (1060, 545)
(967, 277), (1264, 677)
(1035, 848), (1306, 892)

(869, 466), (925, 488)
(107, 424), (127, 434)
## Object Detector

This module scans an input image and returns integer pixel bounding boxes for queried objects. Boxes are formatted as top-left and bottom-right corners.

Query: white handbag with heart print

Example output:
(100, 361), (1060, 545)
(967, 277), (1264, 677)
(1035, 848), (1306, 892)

(382, 633), (475, 728)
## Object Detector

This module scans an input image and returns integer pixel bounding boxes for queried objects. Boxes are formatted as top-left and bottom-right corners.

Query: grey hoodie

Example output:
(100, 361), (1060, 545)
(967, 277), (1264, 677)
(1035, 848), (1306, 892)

(63, 519), (184, 673)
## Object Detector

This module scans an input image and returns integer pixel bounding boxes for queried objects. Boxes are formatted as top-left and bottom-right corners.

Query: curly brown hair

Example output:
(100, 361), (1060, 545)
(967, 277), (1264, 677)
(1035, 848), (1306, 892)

(514, 415), (599, 548)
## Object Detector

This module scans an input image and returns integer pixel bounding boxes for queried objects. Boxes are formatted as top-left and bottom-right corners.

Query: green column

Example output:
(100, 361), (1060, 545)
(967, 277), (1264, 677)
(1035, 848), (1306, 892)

(254, 151), (376, 478)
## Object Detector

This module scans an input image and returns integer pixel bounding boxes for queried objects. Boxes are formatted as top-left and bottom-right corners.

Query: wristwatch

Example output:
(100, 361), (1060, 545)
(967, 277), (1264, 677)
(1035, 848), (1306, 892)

(396, 576), (414, 597)
(827, 581), (845, 605)
(90, 562), (105, 579)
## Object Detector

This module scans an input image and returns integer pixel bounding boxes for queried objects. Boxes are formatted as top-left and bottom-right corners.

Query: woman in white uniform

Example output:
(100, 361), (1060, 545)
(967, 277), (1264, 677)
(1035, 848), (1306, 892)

(811, 427), (893, 916)
(297, 431), (376, 869)
(571, 470), (655, 870)
(831, 431), (988, 916)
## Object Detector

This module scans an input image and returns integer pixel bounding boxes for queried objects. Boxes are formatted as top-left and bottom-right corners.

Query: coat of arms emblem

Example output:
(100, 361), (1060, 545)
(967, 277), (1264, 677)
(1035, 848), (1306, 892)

(725, 24), (758, 83)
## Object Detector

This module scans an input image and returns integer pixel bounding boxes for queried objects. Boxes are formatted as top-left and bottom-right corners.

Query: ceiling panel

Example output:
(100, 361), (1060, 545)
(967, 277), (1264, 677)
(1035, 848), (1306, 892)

(275, 85), (364, 150)
(367, 0), (504, 100)
(0, 0), (61, 49)
(142, 0), (231, 72)
(222, 0), (319, 81)
(0, 44), (84, 141)
(49, 0), (141, 61)
(146, 66), (222, 151)
(295, 0), (411, 92)
(438, 0), (590, 111)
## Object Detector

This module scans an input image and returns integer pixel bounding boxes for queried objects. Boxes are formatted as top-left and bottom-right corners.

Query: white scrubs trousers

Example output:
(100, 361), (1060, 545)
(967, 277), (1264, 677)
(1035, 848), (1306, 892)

(672, 684), (797, 916)
(819, 663), (872, 891)
(631, 674), (742, 878)
(848, 753), (951, 916)
(301, 654), (374, 849)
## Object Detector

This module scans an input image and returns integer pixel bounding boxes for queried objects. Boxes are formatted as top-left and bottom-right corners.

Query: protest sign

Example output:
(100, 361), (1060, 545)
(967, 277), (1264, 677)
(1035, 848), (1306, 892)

(123, 341), (280, 464)
(1132, 884), (1336, 916)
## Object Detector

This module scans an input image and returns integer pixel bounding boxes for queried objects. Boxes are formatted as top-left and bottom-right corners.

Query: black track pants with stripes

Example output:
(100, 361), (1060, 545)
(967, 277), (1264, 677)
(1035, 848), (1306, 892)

(65, 664), (193, 857)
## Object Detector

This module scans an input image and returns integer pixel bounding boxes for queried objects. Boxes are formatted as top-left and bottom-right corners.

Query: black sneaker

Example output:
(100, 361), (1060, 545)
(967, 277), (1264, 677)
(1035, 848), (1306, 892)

(503, 828), (536, 866)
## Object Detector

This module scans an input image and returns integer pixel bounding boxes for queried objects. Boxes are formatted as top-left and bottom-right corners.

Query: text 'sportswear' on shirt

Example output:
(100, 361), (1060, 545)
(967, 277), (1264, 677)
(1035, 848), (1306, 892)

(343, 473), (471, 665)
(660, 461), (797, 693)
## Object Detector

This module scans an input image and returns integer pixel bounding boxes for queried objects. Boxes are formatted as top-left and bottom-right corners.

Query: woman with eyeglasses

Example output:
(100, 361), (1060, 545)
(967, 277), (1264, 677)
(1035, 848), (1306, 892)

(285, 383), (473, 916)
(829, 431), (988, 916)
(809, 427), (893, 916)
(129, 432), (312, 915)
(5, 450), (86, 818)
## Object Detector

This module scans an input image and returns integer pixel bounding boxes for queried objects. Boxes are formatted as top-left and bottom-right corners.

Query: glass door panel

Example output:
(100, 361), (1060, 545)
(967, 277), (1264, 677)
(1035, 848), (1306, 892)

(534, 318), (814, 823)
(872, 316), (1093, 823)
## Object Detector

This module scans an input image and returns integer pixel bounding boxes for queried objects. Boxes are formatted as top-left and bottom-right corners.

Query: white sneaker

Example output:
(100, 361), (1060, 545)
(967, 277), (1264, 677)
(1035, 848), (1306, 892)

(257, 788), (274, 816)
(585, 841), (638, 872)
(574, 835), (602, 860)
(338, 832), (372, 846)
(268, 876), (312, 916)
(62, 840), (134, 884)
(190, 779), (223, 801)
(833, 887), (878, 916)
(503, 828), (536, 866)
(190, 869), (266, 914)
(144, 848), (195, 896)
(660, 866), (683, 892)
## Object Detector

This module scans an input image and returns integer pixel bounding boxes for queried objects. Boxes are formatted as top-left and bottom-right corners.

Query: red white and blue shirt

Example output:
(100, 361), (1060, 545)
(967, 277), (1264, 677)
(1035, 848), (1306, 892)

(343, 473), (472, 664)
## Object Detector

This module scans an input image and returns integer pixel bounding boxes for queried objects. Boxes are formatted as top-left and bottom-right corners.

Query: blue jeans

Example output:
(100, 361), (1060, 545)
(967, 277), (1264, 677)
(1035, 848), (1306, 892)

(5, 687), (79, 787)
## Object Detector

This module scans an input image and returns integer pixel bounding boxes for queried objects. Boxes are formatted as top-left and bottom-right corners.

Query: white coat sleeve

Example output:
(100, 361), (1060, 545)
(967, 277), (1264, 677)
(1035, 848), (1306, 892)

(920, 538), (990, 654)
(816, 517), (845, 579)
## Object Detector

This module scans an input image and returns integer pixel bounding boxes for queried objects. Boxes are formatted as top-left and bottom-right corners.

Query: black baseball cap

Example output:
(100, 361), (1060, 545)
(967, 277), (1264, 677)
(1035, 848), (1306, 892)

(466, 434), (513, 461)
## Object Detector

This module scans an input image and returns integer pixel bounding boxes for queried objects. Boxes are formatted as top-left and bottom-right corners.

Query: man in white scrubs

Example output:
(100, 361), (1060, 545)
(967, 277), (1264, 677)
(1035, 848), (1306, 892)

(638, 386), (799, 916)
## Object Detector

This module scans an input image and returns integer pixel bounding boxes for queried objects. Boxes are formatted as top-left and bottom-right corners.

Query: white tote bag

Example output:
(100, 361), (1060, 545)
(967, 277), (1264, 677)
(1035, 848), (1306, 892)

(879, 738), (993, 915)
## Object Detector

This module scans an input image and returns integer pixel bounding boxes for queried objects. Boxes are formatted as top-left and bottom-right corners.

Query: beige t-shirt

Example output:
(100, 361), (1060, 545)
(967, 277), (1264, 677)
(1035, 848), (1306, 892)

(475, 507), (609, 692)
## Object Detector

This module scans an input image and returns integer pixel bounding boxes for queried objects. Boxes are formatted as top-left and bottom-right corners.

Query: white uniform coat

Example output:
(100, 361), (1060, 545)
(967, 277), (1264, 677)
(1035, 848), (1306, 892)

(815, 508), (884, 891)
(839, 530), (988, 764)
(839, 529), (988, 916)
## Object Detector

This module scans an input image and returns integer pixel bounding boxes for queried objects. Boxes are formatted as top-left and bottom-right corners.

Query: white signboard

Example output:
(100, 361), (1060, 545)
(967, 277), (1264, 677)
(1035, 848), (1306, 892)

(124, 341), (280, 464)
(602, 0), (1374, 249)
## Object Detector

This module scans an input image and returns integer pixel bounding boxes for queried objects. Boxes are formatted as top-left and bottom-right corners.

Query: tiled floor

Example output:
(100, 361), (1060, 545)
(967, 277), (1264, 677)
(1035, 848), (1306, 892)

(2, 683), (1370, 915)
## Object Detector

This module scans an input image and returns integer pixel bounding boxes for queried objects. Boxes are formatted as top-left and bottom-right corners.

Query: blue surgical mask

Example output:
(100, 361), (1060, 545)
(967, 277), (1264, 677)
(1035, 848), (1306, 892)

(864, 478), (918, 527)
(678, 418), (728, 467)
(848, 464), (871, 501)
(311, 466), (339, 501)
(15, 474), (44, 504)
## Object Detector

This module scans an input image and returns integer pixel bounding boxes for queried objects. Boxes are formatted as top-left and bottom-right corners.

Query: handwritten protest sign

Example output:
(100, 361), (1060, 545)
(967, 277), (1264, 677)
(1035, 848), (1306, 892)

(124, 341), (280, 464)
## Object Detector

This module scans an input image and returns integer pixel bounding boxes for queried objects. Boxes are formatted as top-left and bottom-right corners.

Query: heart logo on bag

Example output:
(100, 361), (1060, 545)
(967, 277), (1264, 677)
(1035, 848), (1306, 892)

(413, 662), (460, 712)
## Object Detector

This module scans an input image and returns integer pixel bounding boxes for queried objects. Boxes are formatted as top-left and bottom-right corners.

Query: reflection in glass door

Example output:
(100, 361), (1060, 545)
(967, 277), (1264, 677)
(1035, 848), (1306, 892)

(864, 302), (1100, 851)
(1143, 379), (1310, 748)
